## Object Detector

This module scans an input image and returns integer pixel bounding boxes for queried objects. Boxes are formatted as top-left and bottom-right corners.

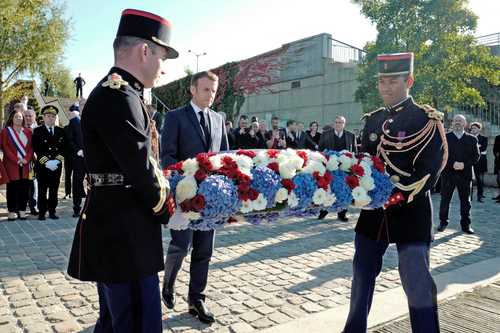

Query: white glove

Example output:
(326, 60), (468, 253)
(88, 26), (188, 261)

(54, 159), (61, 166)
(77, 150), (84, 157)
(45, 160), (58, 171)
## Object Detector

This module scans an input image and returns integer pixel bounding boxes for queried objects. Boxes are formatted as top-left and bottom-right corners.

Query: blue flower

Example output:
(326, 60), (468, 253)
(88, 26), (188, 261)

(367, 169), (394, 208)
(251, 166), (281, 208)
(329, 170), (353, 211)
(198, 175), (240, 219)
(292, 173), (317, 210)
(168, 171), (183, 201)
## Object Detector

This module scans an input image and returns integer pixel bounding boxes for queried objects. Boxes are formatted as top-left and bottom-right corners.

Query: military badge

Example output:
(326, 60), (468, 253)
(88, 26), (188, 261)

(102, 73), (129, 90)
(369, 133), (378, 141)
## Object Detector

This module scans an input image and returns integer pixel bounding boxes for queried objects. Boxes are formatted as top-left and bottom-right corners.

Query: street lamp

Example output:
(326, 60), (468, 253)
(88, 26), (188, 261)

(188, 49), (207, 73)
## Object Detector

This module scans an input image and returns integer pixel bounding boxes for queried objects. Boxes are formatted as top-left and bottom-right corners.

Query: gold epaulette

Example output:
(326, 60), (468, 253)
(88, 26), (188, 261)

(360, 107), (385, 121)
(102, 73), (129, 90)
(419, 104), (444, 121)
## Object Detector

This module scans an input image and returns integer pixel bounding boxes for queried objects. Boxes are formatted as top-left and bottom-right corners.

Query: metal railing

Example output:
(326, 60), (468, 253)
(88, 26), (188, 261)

(330, 38), (366, 64)
(476, 33), (500, 46)
(450, 102), (500, 133)
(151, 92), (170, 113)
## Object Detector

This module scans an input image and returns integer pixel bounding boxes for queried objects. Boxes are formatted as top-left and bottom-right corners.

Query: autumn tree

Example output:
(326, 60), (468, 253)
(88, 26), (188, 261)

(352, 0), (500, 112)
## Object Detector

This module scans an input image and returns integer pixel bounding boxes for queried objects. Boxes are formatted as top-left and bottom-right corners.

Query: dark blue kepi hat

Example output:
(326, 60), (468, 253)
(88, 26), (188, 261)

(116, 9), (179, 59)
(377, 52), (414, 76)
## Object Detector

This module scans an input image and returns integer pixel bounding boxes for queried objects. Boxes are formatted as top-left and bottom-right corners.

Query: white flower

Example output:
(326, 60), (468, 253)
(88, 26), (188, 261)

(253, 151), (270, 167)
(312, 188), (327, 205)
(175, 176), (198, 203)
(277, 149), (304, 170)
(323, 192), (337, 207)
(240, 200), (253, 213)
(309, 151), (327, 164)
(275, 188), (288, 203)
(339, 154), (354, 171)
(279, 162), (297, 179)
(352, 186), (371, 207)
(288, 191), (299, 208)
(361, 156), (374, 166)
(252, 193), (268, 211)
(326, 155), (339, 171)
(360, 175), (375, 191)
(182, 158), (199, 176)
(182, 211), (201, 220)
(360, 160), (372, 176)
(302, 160), (326, 176)
(234, 155), (254, 174)
(209, 155), (222, 170)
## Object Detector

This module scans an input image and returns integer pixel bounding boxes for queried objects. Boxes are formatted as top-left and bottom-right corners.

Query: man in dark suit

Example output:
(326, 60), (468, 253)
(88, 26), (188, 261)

(343, 52), (445, 333)
(67, 9), (177, 333)
(66, 110), (86, 217)
(295, 121), (307, 148)
(470, 122), (488, 202)
(161, 71), (228, 324)
(494, 134), (500, 203)
(438, 114), (480, 234)
(32, 105), (67, 220)
(317, 115), (357, 221)
(284, 119), (297, 149)
(73, 73), (86, 98)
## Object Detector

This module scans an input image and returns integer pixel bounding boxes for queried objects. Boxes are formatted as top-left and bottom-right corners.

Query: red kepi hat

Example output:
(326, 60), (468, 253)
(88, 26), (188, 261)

(377, 52), (414, 77)
(116, 9), (179, 59)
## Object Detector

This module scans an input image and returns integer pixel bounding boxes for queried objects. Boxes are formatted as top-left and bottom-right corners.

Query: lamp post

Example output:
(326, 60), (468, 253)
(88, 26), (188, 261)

(188, 49), (207, 72)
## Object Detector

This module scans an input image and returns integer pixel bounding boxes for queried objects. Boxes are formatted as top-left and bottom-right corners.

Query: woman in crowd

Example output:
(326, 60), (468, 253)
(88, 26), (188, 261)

(1, 109), (34, 220)
(305, 121), (321, 151)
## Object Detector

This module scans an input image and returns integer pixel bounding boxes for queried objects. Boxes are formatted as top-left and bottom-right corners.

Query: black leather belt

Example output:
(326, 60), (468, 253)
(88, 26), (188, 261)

(89, 173), (126, 187)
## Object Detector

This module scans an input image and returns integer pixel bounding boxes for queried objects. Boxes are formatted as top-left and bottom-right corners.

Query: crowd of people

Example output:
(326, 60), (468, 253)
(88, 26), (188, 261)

(1, 101), (86, 221)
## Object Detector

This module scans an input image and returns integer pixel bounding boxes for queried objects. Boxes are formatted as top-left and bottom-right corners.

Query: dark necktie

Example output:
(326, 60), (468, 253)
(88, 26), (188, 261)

(198, 111), (211, 148)
(49, 127), (53, 136)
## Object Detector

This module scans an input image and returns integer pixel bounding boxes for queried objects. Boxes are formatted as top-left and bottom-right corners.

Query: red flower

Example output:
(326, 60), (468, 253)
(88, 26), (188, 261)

(267, 162), (279, 173)
(281, 179), (296, 192)
(351, 164), (365, 177)
(296, 151), (308, 165)
(344, 152), (353, 158)
(222, 156), (235, 165)
(372, 156), (385, 172)
(384, 192), (405, 208)
(196, 153), (213, 171)
(194, 169), (208, 182)
(191, 195), (206, 211)
(180, 199), (192, 212)
(248, 188), (259, 201)
(162, 169), (171, 177)
(346, 175), (360, 189)
(267, 149), (279, 158)
(238, 182), (251, 192)
(237, 149), (256, 158)
(324, 172), (333, 184)
(167, 161), (183, 171)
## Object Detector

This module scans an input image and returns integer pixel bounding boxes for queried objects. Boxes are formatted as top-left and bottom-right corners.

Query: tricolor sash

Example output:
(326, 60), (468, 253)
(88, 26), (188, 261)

(6, 126), (27, 159)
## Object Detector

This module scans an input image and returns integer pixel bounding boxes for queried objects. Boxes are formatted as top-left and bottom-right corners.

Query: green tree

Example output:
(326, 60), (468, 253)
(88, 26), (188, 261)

(352, 0), (500, 112)
(40, 63), (74, 98)
(0, 0), (70, 124)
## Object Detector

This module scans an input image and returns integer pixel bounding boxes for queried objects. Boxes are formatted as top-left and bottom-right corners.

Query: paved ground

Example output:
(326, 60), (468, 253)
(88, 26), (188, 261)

(0, 187), (499, 332)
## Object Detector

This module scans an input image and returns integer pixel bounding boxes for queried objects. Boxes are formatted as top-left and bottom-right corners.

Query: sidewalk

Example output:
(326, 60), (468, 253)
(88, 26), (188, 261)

(0, 187), (499, 332)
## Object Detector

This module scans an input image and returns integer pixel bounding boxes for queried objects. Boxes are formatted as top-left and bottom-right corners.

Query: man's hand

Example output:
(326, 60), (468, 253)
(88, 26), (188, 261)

(453, 161), (464, 170)
(45, 160), (58, 171)
(77, 150), (84, 157)
(239, 128), (245, 135)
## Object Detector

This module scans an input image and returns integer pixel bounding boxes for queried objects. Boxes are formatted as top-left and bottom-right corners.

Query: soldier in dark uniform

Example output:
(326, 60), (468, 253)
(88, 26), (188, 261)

(343, 53), (447, 333)
(470, 122), (488, 202)
(67, 8), (177, 333)
(32, 105), (67, 220)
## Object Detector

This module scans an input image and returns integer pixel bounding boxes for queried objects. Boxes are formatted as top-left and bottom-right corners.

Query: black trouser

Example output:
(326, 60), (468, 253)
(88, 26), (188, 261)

(72, 156), (86, 213)
(439, 174), (472, 229)
(37, 168), (62, 216)
(474, 172), (485, 199)
(6, 179), (30, 213)
(76, 85), (83, 98)
(27, 179), (37, 211)
(64, 157), (72, 196)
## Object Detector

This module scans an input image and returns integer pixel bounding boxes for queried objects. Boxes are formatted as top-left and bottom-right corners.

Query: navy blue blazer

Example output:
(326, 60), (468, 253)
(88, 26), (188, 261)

(161, 103), (229, 168)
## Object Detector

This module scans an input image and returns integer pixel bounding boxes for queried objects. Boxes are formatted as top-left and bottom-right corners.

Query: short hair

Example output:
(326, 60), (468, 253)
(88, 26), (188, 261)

(238, 115), (248, 121)
(113, 36), (159, 59)
(335, 115), (346, 123)
(271, 116), (279, 121)
(13, 103), (26, 112)
(286, 120), (296, 127)
(190, 71), (218, 87)
(297, 121), (304, 126)
(470, 122), (482, 130)
(309, 121), (318, 128)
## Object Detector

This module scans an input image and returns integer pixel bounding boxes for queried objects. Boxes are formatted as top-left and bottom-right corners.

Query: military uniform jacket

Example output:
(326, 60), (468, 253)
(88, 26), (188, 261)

(32, 125), (66, 174)
(356, 97), (448, 243)
(67, 67), (171, 283)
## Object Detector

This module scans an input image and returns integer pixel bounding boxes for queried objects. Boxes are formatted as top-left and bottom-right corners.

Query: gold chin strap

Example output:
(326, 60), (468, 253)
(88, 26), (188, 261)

(394, 174), (430, 203)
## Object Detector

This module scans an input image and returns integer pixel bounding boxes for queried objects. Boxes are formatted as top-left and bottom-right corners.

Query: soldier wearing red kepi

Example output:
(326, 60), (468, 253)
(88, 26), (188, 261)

(343, 52), (447, 333)
(67, 9), (178, 333)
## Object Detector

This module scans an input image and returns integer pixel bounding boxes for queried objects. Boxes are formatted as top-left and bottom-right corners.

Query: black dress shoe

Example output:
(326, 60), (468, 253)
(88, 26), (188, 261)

(493, 195), (500, 200)
(49, 214), (59, 220)
(188, 300), (215, 324)
(38, 215), (46, 221)
(462, 227), (475, 234)
(318, 210), (328, 220)
(337, 214), (349, 222)
(30, 209), (39, 215)
(72, 212), (80, 218)
(161, 289), (175, 309)
(437, 223), (447, 232)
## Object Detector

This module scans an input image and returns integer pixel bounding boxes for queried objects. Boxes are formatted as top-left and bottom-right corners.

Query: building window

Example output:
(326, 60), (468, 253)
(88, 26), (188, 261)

(291, 81), (301, 89)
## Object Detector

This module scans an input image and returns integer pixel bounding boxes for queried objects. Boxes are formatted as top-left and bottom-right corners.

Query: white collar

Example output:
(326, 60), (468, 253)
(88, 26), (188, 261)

(190, 101), (208, 115)
(453, 130), (465, 139)
(335, 130), (344, 137)
(45, 125), (53, 131)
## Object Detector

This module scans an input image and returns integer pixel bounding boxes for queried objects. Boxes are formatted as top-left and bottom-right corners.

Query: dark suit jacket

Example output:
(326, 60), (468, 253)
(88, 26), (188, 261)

(160, 103), (228, 169)
(66, 117), (84, 157)
(318, 129), (357, 153)
(32, 125), (67, 175)
(295, 131), (307, 149)
(474, 134), (488, 173)
(494, 135), (500, 174)
(443, 132), (480, 181)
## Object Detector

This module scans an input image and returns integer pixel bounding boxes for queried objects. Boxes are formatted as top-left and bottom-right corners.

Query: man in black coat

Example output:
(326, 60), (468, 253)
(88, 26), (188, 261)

(494, 134), (500, 202)
(343, 52), (445, 333)
(66, 110), (86, 217)
(317, 115), (357, 221)
(470, 122), (488, 202)
(438, 115), (479, 234)
(32, 105), (67, 220)
(73, 73), (86, 98)
(161, 71), (228, 324)
(284, 119), (298, 149)
(67, 9), (177, 333)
